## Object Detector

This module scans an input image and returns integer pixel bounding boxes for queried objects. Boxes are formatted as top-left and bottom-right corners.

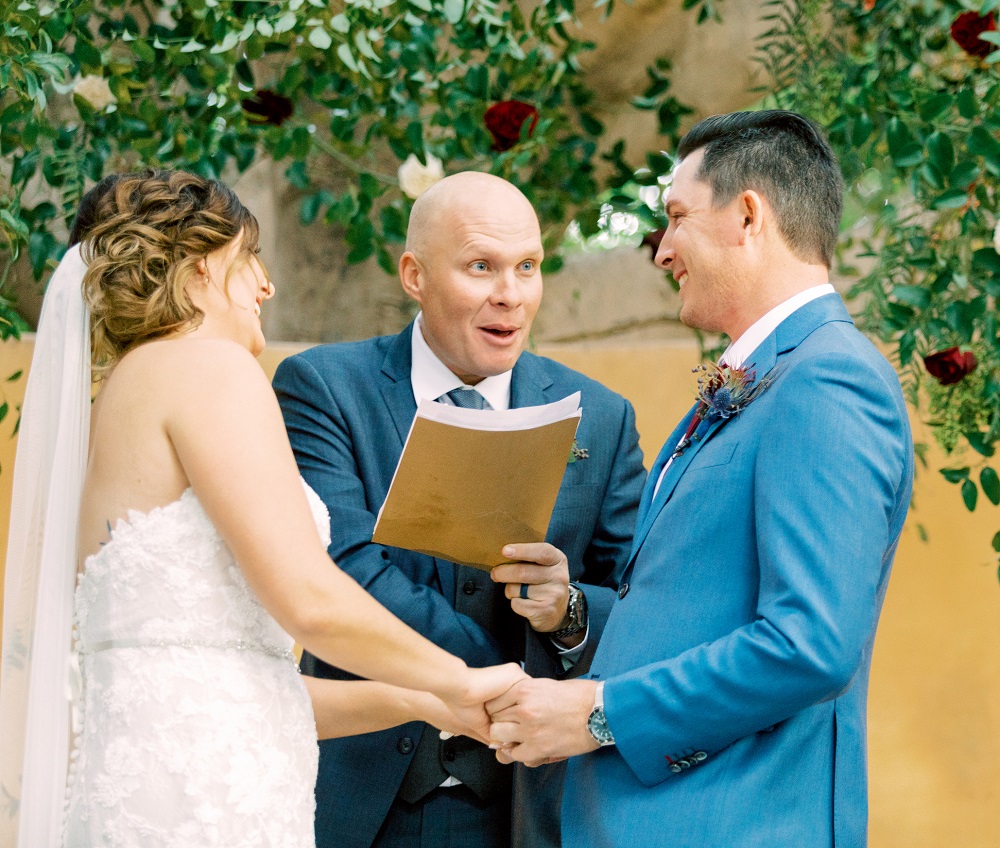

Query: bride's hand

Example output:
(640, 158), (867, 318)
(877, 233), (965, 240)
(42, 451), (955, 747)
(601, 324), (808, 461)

(439, 663), (527, 745)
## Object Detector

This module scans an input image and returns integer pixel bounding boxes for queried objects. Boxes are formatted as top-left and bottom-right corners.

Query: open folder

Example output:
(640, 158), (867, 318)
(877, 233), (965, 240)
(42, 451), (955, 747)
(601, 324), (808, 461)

(371, 393), (582, 571)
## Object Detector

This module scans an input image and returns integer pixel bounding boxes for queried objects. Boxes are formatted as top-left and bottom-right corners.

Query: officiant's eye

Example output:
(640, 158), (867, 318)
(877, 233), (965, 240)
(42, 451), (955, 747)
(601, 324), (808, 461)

(471, 260), (489, 272)
(519, 260), (536, 272)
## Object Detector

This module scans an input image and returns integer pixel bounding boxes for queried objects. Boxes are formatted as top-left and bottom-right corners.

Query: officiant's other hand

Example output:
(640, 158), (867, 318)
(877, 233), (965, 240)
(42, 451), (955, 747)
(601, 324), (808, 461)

(446, 662), (528, 745)
(491, 542), (571, 634)
(487, 677), (600, 767)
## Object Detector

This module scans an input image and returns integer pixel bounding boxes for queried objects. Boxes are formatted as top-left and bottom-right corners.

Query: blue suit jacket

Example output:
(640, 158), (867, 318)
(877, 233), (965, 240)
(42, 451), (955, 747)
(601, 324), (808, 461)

(273, 322), (646, 848)
(562, 295), (913, 848)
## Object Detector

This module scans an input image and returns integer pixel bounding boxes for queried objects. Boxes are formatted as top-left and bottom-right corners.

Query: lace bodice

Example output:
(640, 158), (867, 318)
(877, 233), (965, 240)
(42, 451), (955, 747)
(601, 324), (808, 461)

(63, 481), (330, 847)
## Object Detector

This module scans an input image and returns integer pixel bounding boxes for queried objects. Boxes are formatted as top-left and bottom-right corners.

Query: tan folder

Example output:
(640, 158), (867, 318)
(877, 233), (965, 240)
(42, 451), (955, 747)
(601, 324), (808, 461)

(372, 393), (582, 571)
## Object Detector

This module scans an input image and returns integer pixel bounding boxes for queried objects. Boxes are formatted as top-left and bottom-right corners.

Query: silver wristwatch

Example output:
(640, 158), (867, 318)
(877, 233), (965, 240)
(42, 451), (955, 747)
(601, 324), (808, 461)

(551, 584), (587, 640)
(587, 682), (615, 746)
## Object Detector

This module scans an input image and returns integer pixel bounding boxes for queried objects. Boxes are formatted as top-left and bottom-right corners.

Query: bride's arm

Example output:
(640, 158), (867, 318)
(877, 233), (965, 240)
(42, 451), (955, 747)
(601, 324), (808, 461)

(301, 677), (485, 742)
(163, 340), (524, 730)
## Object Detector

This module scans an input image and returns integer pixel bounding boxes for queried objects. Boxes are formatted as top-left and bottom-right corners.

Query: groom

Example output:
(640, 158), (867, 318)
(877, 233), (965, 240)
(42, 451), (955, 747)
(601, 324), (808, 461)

(487, 110), (915, 847)
(273, 172), (646, 848)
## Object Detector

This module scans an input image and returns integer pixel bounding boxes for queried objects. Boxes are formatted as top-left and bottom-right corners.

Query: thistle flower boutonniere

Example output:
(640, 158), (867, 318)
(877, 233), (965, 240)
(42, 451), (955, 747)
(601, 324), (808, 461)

(568, 439), (589, 463)
(672, 362), (775, 460)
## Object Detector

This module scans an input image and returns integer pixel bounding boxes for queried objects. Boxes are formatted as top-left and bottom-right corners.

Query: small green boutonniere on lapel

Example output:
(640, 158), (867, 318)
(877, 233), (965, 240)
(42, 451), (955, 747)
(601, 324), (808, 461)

(568, 439), (589, 463)
(672, 362), (776, 460)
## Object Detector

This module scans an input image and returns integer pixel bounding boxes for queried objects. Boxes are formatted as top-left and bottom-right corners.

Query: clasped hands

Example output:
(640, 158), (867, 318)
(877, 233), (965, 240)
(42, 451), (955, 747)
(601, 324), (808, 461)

(434, 542), (602, 766)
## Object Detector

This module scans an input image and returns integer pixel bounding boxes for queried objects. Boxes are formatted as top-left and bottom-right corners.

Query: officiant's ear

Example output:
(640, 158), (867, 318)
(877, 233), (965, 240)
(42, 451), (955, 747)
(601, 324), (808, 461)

(399, 251), (425, 303)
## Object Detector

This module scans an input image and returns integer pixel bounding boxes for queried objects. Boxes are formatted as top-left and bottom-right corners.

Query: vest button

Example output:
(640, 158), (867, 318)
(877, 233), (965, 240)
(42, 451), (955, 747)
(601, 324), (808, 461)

(462, 580), (478, 595)
(397, 737), (413, 754)
(443, 749), (457, 762)
(618, 582), (630, 599)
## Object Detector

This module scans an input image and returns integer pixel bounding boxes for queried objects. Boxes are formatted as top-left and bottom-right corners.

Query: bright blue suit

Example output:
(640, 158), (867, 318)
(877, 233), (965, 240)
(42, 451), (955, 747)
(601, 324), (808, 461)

(563, 294), (914, 848)
(273, 321), (646, 848)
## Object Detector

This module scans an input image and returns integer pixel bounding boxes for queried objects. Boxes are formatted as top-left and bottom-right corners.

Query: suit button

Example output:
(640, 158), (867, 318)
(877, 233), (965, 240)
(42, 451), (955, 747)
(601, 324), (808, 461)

(670, 763), (682, 773)
(443, 749), (457, 762)
(618, 582), (629, 599)
(694, 751), (707, 762)
(397, 737), (413, 754)
(462, 580), (478, 595)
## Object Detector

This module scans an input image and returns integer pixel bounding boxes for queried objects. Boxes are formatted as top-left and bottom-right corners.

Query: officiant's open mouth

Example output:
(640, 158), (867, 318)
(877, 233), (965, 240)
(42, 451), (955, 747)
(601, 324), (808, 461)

(480, 324), (519, 342)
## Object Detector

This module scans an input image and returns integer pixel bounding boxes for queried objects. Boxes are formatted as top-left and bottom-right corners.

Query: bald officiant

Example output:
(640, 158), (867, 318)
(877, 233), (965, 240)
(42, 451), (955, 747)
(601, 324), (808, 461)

(273, 171), (646, 848)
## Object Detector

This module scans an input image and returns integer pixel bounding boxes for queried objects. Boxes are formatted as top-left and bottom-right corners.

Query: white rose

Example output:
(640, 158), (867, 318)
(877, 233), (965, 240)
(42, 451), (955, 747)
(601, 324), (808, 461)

(398, 153), (444, 200)
(73, 75), (116, 111)
(994, 219), (1000, 255)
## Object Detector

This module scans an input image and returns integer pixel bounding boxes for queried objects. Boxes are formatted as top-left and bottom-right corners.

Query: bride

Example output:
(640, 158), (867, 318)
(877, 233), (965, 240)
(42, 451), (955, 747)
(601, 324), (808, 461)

(0, 171), (523, 847)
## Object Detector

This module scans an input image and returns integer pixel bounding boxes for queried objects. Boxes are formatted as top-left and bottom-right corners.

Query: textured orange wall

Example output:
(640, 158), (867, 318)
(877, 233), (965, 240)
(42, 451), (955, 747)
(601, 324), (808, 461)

(1, 335), (998, 846)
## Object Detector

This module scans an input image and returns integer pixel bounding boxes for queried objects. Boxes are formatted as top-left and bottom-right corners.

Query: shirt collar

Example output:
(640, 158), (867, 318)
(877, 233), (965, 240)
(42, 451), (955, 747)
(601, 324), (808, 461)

(722, 284), (835, 368)
(409, 313), (512, 410)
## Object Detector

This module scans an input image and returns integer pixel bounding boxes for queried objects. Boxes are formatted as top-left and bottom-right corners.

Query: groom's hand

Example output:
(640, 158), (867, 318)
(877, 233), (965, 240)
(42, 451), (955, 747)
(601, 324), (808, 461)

(447, 662), (528, 745)
(487, 677), (600, 767)
(491, 542), (571, 634)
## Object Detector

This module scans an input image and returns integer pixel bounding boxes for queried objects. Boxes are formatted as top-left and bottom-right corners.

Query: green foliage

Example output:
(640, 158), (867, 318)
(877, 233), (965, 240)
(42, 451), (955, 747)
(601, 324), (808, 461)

(0, 0), (608, 302)
(753, 0), (1000, 569)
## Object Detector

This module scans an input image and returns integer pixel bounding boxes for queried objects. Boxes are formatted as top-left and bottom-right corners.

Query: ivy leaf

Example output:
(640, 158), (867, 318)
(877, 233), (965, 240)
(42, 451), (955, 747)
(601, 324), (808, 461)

(930, 188), (968, 210)
(886, 118), (923, 168)
(309, 28), (332, 50)
(980, 467), (1000, 505)
(962, 478), (978, 511)
(443, 0), (465, 24)
(940, 467), (970, 484)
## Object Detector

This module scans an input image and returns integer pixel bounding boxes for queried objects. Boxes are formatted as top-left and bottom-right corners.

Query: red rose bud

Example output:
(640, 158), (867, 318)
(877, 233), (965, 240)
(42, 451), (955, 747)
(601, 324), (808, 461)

(484, 100), (539, 151)
(241, 90), (295, 126)
(923, 346), (978, 385)
(950, 11), (997, 59)
(641, 228), (667, 263)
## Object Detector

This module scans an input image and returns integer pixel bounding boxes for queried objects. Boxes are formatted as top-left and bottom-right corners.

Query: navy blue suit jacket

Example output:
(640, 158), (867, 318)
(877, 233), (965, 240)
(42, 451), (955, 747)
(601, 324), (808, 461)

(273, 322), (646, 848)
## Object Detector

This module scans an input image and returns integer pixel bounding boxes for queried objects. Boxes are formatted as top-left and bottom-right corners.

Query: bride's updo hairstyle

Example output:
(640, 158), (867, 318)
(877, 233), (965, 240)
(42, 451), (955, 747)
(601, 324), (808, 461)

(81, 169), (260, 377)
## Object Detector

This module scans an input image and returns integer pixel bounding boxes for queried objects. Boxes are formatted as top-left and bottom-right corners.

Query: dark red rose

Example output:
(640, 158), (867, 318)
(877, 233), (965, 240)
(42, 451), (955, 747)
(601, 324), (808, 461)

(484, 100), (539, 151)
(950, 11), (997, 59)
(924, 346), (978, 385)
(640, 228), (667, 263)
(241, 90), (294, 126)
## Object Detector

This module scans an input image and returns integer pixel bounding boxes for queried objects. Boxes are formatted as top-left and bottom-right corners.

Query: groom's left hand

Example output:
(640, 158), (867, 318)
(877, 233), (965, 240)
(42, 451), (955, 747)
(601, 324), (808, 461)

(487, 677), (600, 766)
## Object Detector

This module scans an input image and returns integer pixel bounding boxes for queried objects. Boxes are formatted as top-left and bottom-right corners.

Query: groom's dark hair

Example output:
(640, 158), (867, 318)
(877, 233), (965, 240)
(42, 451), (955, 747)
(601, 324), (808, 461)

(677, 110), (843, 269)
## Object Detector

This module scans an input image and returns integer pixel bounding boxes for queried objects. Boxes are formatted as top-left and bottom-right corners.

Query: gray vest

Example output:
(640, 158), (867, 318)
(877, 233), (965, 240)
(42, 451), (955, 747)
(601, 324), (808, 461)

(397, 563), (524, 804)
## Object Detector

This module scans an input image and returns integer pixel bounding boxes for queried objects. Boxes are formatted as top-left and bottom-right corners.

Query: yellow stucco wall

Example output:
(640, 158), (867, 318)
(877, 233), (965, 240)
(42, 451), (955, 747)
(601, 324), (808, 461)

(1, 335), (998, 845)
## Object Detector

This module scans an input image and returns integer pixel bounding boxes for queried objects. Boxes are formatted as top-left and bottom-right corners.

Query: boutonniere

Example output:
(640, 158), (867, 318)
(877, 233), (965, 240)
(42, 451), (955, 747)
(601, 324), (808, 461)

(568, 439), (589, 463)
(672, 362), (775, 460)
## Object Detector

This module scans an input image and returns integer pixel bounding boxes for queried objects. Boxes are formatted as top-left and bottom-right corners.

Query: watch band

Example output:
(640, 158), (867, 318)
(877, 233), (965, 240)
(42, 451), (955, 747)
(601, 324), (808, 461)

(551, 584), (587, 640)
(587, 682), (615, 746)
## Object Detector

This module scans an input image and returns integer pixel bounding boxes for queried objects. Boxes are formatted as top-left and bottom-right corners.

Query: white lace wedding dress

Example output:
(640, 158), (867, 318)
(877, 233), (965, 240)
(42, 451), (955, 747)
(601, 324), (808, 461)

(62, 483), (329, 847)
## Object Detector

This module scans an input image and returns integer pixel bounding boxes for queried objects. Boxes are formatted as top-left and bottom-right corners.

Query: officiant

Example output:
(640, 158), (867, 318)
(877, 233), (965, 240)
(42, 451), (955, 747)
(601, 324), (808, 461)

(273, 171), (646, 848)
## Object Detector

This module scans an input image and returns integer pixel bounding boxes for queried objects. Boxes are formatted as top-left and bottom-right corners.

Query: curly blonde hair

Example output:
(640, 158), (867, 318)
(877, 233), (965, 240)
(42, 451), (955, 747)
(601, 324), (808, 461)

(80, 170), (260, 378)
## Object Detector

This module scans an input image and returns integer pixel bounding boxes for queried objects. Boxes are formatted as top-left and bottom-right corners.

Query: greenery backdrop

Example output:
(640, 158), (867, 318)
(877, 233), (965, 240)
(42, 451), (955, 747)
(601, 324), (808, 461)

(3, 0), (1000, 569)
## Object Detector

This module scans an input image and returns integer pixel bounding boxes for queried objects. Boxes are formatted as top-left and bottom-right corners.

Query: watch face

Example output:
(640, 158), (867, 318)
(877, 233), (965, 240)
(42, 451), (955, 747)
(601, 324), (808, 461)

(588, 707), (614, 745)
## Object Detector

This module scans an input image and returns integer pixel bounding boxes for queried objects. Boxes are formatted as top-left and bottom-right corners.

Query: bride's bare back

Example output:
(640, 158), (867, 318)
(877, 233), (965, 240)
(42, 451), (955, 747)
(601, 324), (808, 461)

(78, 339), (193, 563)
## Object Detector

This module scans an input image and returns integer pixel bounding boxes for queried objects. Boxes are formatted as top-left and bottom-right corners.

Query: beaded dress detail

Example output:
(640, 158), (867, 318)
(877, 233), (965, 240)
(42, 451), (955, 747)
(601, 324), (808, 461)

(63, 482), (330, 847)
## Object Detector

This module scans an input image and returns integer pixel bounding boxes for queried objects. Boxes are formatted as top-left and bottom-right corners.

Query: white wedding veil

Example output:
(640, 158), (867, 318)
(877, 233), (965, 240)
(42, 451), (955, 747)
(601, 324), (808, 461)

(0, 245), (90, 847)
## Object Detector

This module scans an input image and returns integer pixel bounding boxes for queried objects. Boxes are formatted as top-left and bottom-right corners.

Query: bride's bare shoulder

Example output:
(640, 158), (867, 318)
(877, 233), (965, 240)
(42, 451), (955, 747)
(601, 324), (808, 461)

(115, 337), (267, 387)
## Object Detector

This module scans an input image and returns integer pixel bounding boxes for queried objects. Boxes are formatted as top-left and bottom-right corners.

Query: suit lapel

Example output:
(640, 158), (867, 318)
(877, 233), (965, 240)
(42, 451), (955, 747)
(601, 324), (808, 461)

(510, 353), (552, 408)
(379, 322), (419, 446)
(627, 294), (852, 565)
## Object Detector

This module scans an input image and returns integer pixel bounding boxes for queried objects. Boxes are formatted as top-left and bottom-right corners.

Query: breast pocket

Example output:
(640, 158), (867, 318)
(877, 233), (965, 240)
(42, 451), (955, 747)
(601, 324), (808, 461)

(686, 440), (738, 473)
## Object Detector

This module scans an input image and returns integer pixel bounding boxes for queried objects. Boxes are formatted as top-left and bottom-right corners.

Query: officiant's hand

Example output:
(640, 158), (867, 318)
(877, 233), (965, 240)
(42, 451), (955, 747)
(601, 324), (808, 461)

(487, 677), (600, 766)
(445, 662), (528, 745)
(491, 542), (571, 634)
